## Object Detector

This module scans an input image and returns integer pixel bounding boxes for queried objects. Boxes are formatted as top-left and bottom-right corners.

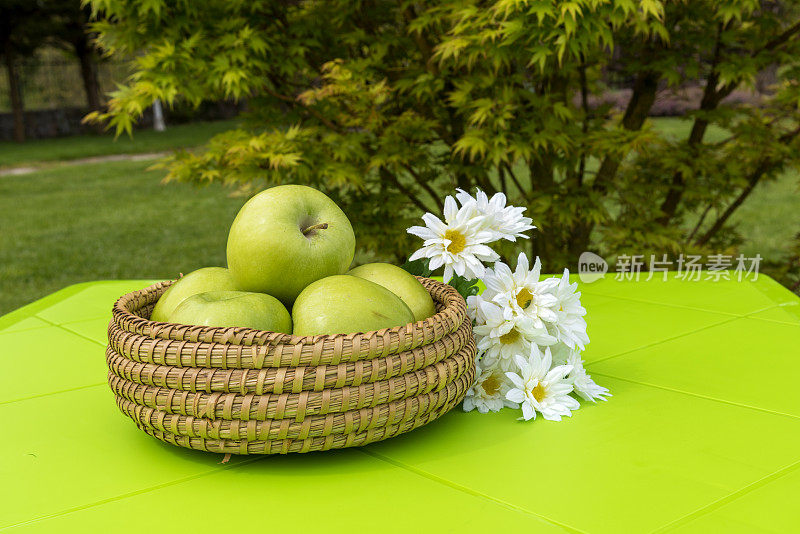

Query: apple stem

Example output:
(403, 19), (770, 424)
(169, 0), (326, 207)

(302, 222), (329, 235)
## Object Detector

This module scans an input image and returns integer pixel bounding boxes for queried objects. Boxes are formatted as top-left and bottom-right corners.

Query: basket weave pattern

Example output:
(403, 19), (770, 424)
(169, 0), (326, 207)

(106, 277), (476, 454)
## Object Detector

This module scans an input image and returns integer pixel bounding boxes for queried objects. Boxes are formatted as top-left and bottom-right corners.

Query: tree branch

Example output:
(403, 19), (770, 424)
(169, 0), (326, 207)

(702, 19), (800, 122)
(503, 161), (526, 197)
(763, 20), (800, 52)
(694, 160), (771, 247)
(497, 163), (507, 194)
(401, 163), (442, 206)
(263, 85), (344, 134)
(577, 57), (590, 187)
(478, 173), (495, 195)
(687, 202), (713, 243)
(402, 6), (439, 76)
(380, 167), (433, 214)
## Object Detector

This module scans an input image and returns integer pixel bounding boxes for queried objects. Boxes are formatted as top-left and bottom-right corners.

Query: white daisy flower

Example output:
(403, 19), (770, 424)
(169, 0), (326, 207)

(482, 253), (559, 328)
(455, 188), (535, 241)
(463, 357), (518, 413)
(548, 269), (590, 350)
(505, 346), (579, 421)
(466, 293), (484, 322)
(548, 341), (573, 365)
(473, 298), (556, 371)
(407, 195), (499, 283)
(566, 351), (610, 403)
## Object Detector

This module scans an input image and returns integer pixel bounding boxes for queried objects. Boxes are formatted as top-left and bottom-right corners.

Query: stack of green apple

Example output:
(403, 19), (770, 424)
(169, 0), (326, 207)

(150, 185), (436, 336)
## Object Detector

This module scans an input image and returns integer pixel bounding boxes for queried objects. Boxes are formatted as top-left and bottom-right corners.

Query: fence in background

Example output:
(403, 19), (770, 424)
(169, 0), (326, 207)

(0, 49), (244, 140)
(0, 55), (128, 112)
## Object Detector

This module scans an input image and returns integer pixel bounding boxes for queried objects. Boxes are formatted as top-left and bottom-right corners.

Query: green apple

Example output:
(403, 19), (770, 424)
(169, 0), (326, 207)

(167, 291), (292, 332)
(226, 185), (356, 305)
(292, 275), (414, 336)
(150, 267), (238, 322)
(348, 262), (436, 322)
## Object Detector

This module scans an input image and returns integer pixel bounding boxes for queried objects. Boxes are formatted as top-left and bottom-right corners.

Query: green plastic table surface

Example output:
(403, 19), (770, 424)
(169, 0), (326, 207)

(2, 274), (799, 533)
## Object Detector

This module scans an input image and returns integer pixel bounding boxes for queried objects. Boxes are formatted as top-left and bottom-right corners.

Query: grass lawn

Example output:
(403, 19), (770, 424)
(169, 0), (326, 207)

(0, 160), (245, 315)
(729, 172), (800, 259)
(649, 117), (730, 143)
(0, 117), (798, 315)
(0, 120), (239, 168)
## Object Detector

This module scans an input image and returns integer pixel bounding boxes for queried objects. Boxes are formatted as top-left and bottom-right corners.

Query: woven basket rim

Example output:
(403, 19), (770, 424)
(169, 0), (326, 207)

(112, 275), (465, 346)
(108, 306), (471, 369)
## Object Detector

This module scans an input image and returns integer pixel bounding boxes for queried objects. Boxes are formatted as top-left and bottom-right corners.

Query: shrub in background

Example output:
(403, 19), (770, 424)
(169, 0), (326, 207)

(88, 0), (800, 286)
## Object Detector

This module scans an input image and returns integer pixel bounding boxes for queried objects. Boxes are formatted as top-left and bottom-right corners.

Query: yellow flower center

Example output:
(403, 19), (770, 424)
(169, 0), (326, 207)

(444, 229), (466, 254)
(481, 374), (502, 396)
(531, 383), (546, 403)
(516, 288), (533, 309)
(498, 329), (520, 345)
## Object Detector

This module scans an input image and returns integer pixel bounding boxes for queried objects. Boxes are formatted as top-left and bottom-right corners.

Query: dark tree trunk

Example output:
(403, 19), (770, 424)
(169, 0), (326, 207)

(592, 69), (660, 195)
(566, 69), (659, 262)
(75, 42), (102, 111)
(655, 72), (721, 226)
(3, 47), (25, 142)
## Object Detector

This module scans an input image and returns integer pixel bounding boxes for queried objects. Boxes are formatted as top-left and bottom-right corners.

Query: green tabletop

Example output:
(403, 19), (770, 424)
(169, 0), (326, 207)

(1, 274), (799, 533)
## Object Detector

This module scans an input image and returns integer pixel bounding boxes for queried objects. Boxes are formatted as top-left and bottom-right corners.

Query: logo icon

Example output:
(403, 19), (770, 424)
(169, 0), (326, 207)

(578, 252), (608, 283)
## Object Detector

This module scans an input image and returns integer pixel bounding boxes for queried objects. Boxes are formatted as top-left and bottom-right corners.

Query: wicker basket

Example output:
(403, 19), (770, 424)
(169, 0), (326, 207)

(106, 276), (476, 454)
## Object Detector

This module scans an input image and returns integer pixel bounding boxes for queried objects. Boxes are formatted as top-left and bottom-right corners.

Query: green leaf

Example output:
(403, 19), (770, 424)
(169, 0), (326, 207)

(448, 275), (480, 300)
(401, 257), (433, 278)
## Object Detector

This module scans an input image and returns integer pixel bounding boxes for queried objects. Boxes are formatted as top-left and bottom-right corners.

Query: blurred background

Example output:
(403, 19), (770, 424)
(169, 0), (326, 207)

(2, 0), (799, 315)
